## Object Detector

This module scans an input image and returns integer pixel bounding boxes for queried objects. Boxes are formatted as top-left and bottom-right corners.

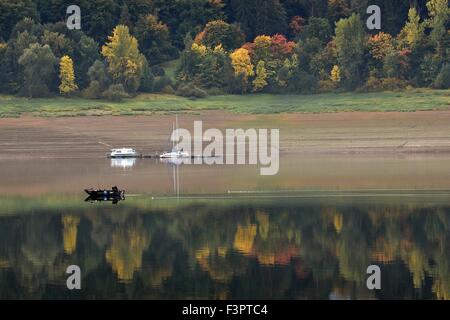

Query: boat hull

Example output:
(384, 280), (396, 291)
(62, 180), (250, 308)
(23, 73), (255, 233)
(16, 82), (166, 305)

(84, 189), (125, 199)
(160, 152), (190, 159)
(108, 155), (140, 158)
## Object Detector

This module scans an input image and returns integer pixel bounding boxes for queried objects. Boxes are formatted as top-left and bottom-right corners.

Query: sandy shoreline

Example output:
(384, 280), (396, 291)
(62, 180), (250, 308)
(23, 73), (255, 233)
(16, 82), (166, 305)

(1, 110), (450, 159)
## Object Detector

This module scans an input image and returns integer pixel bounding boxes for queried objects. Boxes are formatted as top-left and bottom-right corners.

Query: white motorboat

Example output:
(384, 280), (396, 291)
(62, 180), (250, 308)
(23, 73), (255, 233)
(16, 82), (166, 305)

(110, 148), (138, 158)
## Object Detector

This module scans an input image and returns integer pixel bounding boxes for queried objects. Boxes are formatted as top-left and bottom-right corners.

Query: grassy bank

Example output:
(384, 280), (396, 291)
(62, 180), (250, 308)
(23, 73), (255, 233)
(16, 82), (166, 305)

(0, 89), (449, 117)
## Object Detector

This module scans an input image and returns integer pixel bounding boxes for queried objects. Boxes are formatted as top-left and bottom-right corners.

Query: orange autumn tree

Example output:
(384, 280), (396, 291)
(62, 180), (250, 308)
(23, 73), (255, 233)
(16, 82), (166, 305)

(243, 34), (296, 91)
(368, 32), (394, 60)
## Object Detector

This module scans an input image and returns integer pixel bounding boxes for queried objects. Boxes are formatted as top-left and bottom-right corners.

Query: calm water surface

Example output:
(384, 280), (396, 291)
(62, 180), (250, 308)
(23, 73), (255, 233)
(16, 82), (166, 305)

(0, 155), (449, 299)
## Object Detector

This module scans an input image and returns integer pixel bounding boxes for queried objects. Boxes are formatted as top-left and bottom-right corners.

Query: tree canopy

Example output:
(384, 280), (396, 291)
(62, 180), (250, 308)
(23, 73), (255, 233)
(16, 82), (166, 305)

(0, 0), (448, 98)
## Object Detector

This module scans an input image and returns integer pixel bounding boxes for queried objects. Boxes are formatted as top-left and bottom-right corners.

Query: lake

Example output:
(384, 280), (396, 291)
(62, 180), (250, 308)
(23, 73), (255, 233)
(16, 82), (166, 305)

(0, 155), (449, 300)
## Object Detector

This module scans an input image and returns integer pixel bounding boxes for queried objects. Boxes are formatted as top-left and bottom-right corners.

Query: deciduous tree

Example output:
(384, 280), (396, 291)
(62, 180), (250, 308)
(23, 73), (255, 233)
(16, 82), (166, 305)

(18, 43), (58, 97)
(101, 25), (146, 93)
(335, 14), (367, 89)
(195, 20), (245, 51)
(253, 60), (268, 91)
(59, 55), (78, 95)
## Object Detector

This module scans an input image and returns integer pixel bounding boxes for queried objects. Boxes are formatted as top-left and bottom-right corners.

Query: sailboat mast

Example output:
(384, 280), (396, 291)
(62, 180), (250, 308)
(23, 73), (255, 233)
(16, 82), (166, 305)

(174, 114), (179, 151)
(172, 121), (175, 150)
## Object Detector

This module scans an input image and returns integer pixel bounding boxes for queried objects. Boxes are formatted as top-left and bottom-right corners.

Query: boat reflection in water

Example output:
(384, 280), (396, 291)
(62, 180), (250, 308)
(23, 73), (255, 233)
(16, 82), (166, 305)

(160, 157), (186, 198)
(110, 157), (137, 169)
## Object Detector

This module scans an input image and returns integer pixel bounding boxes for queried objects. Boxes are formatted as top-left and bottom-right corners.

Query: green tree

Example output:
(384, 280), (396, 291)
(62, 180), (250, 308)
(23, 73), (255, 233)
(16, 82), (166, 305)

(84, 0), (120, 41)
(74, 35), (100, 89)
(18, 43), (58, 97)
(197, 44), (230, 88)
(177, 35), (204, 82)
(335, 13), (367, 89)
(135, 14), (177, 65)
(41, 30), (75, 58)
(0, 0), (38, 39)
(295, 37), (323, 74)
(328, 0), (352, 22)
(101, 25), (146, 93)
(83, 60), (111, 98)
(0, 42), (8, 92)
(231, 0), (287, 40)
(1, 30), (38, 93)
(37, 0), (74, 24)
(9, 17), (40, 39)
(399, 8), (425, 48)
(196, 20), (245, 51)
(253, 60), (268, 92)
(286, 0), (328, 18)
(426, 0), (450, 54)
(301, 17), (333, 43)
(119, 3), (133, 30)
(433, 64), (450, 89)
(103, 83), (128, 101)
(139, 58), (154, 92)
(124, 0), (155, 25)
(154, 0), (225, 48)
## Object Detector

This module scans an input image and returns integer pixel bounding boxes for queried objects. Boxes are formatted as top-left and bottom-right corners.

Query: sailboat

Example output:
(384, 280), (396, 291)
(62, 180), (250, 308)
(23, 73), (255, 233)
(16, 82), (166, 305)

(160, 115), (190, 159)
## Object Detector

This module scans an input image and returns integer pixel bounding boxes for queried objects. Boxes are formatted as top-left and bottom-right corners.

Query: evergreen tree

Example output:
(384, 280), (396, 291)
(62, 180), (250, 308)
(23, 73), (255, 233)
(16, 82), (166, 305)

(135, 14), (177, 65)
(231, 0), (287, 40)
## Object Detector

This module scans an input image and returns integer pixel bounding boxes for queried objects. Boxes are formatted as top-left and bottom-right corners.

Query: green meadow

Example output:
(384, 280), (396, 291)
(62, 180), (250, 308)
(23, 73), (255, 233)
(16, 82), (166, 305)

(0, 89), (449, 118)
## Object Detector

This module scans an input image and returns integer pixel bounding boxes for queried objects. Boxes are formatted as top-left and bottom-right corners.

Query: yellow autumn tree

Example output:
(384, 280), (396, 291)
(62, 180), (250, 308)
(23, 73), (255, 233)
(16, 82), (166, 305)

(433, 277), (450, 300)
(59, 55), (78, 96)
(253, 60), (268, 92)
(333, 212), (343, 233)
(62, 215), (80, 254)
(105, 225), (150, 281)
(330, 65), (341, 83)
(101, 25), (146, 93)
(191, 42), (207, 56)
(253, 35), (272, 58)
(398, 8), (425, 48)
(230, 48), (254, 79)
(233, 224), (257, 255)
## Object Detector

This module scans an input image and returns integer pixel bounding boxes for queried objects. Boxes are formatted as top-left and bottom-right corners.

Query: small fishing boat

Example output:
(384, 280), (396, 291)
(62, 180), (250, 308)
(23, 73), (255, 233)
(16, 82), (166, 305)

(109, 148), (138, 158)
(84, 186), (125, 199)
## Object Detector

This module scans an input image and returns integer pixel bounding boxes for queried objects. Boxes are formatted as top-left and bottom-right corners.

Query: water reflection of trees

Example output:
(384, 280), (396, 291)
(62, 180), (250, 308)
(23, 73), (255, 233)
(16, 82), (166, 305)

(0, 202), (449, 299)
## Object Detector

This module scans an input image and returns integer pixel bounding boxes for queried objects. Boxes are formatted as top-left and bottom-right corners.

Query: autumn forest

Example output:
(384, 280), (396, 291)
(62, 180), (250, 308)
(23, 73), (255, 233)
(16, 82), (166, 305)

(0, 0), (449, 101)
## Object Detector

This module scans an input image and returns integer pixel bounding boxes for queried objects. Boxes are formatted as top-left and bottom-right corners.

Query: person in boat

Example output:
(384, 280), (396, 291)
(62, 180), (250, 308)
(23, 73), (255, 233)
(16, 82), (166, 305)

(112, 186), (118, 194)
